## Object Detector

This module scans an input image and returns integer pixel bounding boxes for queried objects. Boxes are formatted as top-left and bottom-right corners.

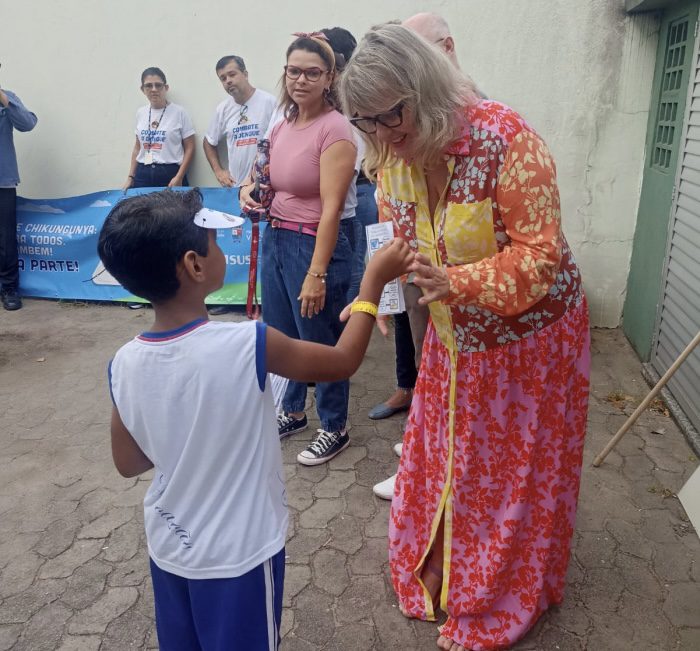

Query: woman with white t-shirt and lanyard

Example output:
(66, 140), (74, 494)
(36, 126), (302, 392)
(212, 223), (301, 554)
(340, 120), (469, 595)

(123, 67), (195, 189)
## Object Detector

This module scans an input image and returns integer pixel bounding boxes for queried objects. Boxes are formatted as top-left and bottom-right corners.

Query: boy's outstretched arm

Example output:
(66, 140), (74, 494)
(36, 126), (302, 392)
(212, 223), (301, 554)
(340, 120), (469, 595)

(266, 239), (413, 383)
(111, 406), (154, 478)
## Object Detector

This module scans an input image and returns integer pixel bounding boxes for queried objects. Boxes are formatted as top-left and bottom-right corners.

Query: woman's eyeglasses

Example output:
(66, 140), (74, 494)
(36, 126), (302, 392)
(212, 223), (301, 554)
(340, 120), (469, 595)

(142, 82), (165, 90)
(284, 65), (328, 82)
(350, 103), (404, 134)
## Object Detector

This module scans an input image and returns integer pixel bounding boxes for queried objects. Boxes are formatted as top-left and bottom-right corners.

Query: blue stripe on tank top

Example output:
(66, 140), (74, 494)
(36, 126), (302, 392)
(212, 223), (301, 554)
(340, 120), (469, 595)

(255, 321), (268, 392)
(107, 359), (115, 405)
(139, 318), (207, 341)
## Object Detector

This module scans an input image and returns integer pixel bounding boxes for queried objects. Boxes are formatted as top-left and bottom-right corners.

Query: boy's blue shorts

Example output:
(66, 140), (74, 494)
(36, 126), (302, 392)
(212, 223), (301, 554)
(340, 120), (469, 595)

(149, 548), (285, 650)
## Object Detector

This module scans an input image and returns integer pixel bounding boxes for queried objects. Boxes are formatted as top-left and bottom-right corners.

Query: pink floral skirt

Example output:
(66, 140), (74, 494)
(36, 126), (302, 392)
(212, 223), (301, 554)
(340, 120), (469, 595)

(389, 298), (590, 650)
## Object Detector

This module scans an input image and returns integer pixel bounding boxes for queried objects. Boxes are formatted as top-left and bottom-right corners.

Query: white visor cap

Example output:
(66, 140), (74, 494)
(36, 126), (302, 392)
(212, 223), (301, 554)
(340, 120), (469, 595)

(193, 208), (245, 229)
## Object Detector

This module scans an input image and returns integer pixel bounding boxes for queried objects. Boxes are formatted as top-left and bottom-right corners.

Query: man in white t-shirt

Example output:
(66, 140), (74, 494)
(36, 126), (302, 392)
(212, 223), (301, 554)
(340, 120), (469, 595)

(203, 55), (276, 188)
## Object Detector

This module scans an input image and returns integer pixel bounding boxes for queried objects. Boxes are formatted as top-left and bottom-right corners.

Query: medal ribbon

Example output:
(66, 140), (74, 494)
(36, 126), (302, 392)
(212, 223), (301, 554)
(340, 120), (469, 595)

(246, 210), (261, 320)
(145, 103), (168, 158)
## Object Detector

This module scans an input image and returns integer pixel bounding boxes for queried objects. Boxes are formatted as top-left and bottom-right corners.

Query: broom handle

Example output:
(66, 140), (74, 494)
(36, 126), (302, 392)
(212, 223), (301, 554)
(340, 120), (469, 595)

(593, 330), (700, 467)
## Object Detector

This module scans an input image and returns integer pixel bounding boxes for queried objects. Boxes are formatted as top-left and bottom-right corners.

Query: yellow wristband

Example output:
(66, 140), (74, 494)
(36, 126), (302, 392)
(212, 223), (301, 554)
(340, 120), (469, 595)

(350, 300), (378, 318)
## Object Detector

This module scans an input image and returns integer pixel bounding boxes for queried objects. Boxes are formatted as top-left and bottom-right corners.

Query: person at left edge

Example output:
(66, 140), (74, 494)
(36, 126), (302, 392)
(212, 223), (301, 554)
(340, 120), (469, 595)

(203, 55), (276, 188)
(123, 67), (195, 190)
(0, 77), (37, 311)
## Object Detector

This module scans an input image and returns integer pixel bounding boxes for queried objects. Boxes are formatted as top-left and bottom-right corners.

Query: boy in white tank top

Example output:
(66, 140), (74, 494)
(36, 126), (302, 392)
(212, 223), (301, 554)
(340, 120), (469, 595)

(98, 188), (412, 651)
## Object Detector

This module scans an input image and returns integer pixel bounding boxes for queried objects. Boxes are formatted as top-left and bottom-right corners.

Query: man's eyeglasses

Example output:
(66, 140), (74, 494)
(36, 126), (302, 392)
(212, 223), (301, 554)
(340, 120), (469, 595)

(142, 82), (165, 90)
(284, 65), (328, 82)
(350, 103), (404, 134)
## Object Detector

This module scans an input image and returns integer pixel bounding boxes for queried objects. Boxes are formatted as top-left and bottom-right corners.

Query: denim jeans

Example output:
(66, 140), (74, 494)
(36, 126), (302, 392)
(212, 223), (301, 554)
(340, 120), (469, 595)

(349, 183), (379, 302)
(355, 182), (378, 229)
(133, 163), (188, 188)
(261, 224), (351, 432)
(339, 217), (363, 303)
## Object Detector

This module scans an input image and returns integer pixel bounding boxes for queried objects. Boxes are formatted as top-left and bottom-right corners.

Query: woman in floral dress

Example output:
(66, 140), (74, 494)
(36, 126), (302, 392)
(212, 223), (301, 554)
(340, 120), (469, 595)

(339, 25), (590, 651)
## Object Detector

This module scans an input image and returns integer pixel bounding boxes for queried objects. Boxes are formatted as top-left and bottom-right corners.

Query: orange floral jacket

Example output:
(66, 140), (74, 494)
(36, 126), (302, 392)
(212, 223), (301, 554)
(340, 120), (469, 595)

(377, 100), (584, 353)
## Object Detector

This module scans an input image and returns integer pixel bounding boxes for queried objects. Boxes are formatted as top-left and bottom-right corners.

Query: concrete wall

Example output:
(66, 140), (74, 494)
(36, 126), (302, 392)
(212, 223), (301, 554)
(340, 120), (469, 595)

(1, 0), (658, 326)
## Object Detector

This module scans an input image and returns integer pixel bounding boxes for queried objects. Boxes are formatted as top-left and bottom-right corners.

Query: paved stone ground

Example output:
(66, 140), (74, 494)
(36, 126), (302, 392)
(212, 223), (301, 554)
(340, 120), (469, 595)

(1, 300), (699, 651)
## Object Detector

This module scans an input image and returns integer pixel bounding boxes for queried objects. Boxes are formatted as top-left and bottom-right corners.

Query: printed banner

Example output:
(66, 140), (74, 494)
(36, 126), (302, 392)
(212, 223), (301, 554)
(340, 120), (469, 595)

(17, 187), (261, 305)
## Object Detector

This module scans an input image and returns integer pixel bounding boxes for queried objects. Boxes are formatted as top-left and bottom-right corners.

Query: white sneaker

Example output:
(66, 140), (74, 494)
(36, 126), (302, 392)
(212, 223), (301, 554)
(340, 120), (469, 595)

(393, 443), (403, 457)
(373, 474), (396, 500)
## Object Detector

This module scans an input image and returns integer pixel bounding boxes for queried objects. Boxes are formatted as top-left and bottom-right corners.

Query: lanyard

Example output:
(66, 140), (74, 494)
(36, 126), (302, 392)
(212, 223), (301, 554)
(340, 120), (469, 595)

(146, 103), (168, 150)
(246, 213), (261, 320)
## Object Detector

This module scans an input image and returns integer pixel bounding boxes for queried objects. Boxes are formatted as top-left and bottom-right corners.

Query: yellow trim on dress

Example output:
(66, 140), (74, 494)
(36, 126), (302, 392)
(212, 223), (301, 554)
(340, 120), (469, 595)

(404, 158), (459, 620)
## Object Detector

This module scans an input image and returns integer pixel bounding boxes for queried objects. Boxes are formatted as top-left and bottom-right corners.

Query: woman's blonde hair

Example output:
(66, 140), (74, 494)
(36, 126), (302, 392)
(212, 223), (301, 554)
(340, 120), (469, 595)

(279, 36), (338, 122)
(338, 24), (477, 175)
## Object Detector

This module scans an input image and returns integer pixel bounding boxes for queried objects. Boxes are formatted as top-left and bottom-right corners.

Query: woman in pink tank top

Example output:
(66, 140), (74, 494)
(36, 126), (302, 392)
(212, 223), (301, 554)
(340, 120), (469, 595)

(240, 33), (357, 466)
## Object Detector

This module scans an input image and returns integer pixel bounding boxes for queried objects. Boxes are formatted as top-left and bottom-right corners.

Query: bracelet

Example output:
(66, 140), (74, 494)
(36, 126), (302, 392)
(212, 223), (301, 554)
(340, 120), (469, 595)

(306, 270), (328, 279)
(350, 301), (378, 319)
(128, 175), (135, 179)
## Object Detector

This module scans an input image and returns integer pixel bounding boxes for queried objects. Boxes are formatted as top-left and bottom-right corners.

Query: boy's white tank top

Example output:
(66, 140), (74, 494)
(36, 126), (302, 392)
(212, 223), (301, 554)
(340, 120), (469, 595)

(109, 319), (287, 579)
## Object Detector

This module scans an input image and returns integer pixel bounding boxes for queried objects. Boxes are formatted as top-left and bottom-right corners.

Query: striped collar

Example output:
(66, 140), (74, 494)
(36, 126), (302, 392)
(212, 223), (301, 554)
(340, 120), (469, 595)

(138, 318), (208, 342)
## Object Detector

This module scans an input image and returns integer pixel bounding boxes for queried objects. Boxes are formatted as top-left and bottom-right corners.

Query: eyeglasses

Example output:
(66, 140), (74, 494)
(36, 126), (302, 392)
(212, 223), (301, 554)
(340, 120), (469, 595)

(349, 103), (404, 134)
(142, 82), (165, 90)
(284, 65), (328, 82)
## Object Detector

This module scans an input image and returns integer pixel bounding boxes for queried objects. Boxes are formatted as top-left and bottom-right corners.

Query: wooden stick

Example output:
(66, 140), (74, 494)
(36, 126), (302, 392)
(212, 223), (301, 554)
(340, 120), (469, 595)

(593, 330), (700, 467)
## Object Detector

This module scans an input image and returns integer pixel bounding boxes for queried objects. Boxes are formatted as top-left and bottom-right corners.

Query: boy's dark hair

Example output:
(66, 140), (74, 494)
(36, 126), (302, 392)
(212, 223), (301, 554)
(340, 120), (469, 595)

(215, 55), (247, 73)
(320, 27), (357, 70)
(97, 189), (209, 304)
(141, 67), (167, 85)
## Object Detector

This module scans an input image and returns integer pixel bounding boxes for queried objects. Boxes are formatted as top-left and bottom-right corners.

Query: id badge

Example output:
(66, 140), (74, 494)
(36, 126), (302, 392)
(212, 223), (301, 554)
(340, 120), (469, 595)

(144, 152), (154, 165)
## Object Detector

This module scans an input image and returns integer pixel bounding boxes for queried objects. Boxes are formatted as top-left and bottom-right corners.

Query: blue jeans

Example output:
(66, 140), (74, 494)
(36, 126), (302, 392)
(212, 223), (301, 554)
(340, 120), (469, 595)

(339, 217), (363, 303)
(261, 225), (351, 432)
(350, 183), (378, 302)
(133, 163), (188, 188)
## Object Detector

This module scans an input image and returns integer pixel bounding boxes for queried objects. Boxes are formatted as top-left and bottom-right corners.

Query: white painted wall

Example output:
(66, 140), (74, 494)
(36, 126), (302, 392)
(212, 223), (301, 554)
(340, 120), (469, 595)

(2, 0), (658, 326)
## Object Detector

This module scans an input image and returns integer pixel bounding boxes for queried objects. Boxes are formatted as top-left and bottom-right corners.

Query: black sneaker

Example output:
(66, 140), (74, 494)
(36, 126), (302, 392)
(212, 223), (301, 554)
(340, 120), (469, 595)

(1, 289), (22, 311)
(208, 305), (234, 315)
(278, 412), (308, 439)
(297, 429), (349, 466)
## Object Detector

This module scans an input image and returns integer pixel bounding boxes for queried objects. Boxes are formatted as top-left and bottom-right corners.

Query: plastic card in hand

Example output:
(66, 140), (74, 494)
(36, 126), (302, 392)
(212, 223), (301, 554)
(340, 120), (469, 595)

(365, 222), (405, 316)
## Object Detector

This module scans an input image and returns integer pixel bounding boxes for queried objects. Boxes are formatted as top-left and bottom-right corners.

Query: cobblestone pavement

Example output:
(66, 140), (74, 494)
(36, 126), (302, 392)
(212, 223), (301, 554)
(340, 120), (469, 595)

(1, 300), (699, 650)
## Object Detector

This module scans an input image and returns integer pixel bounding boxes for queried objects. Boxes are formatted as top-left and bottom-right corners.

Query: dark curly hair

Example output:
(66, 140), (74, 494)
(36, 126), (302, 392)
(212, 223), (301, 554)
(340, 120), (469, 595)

(97, 189), (209, 304)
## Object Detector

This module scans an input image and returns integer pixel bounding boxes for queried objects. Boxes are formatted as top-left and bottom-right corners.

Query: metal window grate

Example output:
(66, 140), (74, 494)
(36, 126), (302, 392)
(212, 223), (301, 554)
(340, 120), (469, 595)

(652, 18), (690, 171)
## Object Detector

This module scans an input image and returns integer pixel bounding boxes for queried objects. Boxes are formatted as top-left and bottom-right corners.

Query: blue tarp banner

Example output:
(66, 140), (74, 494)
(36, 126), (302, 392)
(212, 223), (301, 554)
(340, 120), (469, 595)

(17, 187), (260, 305)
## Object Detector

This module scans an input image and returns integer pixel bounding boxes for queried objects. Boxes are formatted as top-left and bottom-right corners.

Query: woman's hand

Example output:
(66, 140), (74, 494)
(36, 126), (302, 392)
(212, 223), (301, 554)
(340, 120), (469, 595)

(410, 253), (450, 304)
(239, 183), (264, 213)
(168, 175), (184, 188)
(298, 273), (326, 318)
(122, 177), (134, 191)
